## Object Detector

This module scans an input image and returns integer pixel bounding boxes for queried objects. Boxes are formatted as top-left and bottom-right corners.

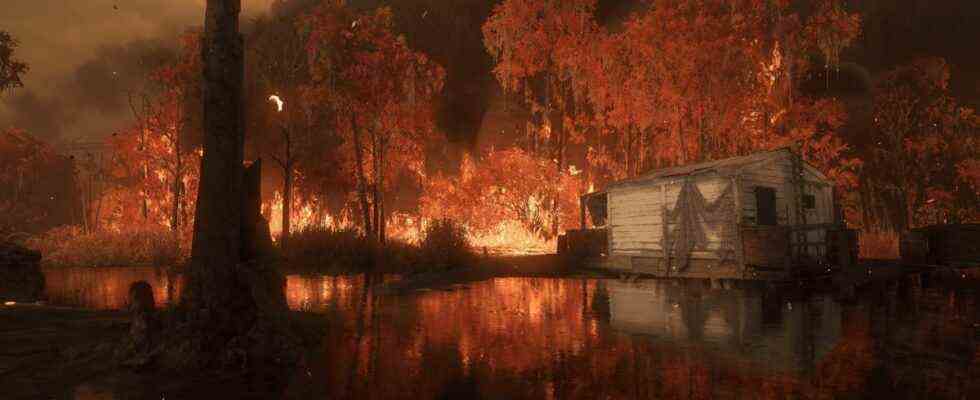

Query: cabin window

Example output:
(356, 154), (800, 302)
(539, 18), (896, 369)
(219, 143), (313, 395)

(755, 187), (777, 226)
(802, 194), (816, 209)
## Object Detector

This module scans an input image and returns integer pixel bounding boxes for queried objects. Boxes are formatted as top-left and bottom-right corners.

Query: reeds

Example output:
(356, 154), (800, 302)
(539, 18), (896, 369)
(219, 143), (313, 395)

(26, 225), (186, 268)
(858, 230), (900, 260)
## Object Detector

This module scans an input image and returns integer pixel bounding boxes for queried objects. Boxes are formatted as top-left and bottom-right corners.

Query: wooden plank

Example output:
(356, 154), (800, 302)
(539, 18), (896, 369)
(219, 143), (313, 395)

(733, 174), (745, 276)
(662, 183), (670, 274)
(613, 240), (728, 249)
(607, 210), (663, 219)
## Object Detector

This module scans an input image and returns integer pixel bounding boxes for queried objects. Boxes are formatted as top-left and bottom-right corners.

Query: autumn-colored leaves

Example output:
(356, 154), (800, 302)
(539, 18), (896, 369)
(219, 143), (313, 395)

(4, 1), (977, 246)
(301, 4), (445, 241)
(865, 58), (980, 229)
(0, 31), (28, 94)
(482, 0), (864, 182)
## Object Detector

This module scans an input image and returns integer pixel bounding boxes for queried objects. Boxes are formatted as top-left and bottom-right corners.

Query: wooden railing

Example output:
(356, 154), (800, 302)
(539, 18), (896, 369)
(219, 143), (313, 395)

(743, 224), (856, 272)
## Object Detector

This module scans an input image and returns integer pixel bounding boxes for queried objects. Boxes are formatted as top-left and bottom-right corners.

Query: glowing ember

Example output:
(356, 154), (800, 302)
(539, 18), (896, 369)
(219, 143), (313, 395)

(269, 95), (285, 112)
(3, 301), (15, 306)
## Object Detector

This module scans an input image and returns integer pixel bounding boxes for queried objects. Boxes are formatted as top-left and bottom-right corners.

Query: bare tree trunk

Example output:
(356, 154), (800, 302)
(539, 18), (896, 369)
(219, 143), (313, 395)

(550, 102), (565, 238)
(184, 0), (247, 326)
(274, 122), (294, 252)
(350, 114), (373, 237)
(625, 126), (633, 178)
(282, 160), (292, 251)
(371, 131), (382, 243)
(171, 121), (184, 233)
(376, 140), (386, 243)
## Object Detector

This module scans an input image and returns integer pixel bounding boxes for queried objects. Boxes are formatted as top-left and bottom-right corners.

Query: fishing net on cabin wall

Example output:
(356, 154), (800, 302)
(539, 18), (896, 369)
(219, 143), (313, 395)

(662, 178), (737, 272)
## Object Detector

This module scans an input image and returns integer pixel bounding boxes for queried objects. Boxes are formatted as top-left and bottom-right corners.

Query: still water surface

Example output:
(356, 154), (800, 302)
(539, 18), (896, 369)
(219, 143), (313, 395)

(42, 267), (980, 399)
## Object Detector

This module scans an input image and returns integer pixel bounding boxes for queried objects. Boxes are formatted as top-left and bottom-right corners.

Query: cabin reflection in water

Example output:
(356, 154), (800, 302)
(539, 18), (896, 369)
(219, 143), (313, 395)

(604, 279), (841, 373)
(35, 268), (980, 399)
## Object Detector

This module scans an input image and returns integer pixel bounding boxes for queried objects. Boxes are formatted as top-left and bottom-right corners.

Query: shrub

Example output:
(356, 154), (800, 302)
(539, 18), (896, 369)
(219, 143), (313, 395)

(283, 226), (375, 271)
(26, 225), (186, 268)
(858, 230), (900, 260)
(416, 218), (473, 273)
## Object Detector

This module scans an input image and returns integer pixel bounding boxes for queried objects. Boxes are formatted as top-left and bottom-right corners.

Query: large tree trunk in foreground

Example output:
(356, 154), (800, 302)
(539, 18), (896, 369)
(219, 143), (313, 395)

(183, 0), (248, 334)
(151, 0), (294, 372)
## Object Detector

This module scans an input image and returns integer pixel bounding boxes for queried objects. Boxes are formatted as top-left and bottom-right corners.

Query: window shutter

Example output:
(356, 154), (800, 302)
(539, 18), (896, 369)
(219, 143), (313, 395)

(755, 187), (777, 226)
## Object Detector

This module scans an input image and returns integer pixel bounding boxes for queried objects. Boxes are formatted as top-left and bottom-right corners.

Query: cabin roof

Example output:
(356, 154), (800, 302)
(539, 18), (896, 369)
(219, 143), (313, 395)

(607, 147), (827, 189)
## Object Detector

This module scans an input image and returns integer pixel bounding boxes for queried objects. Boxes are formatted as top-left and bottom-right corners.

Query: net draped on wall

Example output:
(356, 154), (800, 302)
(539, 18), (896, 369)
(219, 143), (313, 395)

(663, 178), (737, 271)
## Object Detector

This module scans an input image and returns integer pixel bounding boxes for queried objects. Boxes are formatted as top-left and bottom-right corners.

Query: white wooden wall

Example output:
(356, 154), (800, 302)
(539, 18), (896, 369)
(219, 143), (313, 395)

(739, 153), (793, 225)
(738, 152), (834, 226)
(607, 175), (730, 257)
(606, 151), (837, 260)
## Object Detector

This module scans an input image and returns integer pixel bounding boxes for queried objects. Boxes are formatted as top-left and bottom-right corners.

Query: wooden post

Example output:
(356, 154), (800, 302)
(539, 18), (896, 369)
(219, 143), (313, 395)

(605, 192), (613, 259)
(831, 186), (843, 224)
(732, 174), (744, 277)
(789, 145), (806, 276)
(661, 183), (670, 276)
(580, 194), (587, 230)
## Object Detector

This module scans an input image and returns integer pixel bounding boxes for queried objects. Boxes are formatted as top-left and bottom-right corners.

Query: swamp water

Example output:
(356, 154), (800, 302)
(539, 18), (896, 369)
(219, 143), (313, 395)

(38, 267), (980, 399)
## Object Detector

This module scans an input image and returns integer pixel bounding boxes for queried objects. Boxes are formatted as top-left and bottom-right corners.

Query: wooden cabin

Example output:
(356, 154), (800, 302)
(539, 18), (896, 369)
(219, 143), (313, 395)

(563, 148), (856, 281)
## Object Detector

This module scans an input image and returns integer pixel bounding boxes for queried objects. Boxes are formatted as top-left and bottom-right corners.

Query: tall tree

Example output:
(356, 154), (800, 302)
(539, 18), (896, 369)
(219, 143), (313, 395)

(149, 32), (203, 233)
(483, 0), (597, 235)
(865, 58), (980, 230)
(0, 31), (28, 94)
(160, 0), (293, 371)
(249, 14), (311, 251)
(183, 0), (249, 344)
(304, 4), (444, 242)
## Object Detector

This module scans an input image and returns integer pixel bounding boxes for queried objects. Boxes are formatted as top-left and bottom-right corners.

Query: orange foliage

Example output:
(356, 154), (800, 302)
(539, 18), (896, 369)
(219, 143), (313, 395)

(420, 147), (585, 253)
(0, 128), (73, 234)
(85, 31), (202, 240)
(303, 3), (445, 241)
(865, 58), (980, 229)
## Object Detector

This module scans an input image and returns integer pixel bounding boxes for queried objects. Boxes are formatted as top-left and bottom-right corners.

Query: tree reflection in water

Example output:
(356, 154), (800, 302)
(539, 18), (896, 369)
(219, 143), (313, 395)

(280, 275), (978, 400)
(43, 268), (978, 399)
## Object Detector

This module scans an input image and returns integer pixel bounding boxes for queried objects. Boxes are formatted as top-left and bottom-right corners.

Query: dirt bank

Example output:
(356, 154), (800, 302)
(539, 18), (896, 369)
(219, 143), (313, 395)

(0, 304), (328, 399)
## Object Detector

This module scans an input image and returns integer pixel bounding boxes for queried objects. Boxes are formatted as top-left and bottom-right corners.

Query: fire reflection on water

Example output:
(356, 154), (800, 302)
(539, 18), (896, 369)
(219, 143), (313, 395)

(41, 268), (980, 399)
(42, 267), (182, 310)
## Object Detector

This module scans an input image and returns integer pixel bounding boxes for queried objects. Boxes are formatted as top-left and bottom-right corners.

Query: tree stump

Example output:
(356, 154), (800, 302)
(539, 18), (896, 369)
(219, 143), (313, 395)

(0, 241), (44, 302)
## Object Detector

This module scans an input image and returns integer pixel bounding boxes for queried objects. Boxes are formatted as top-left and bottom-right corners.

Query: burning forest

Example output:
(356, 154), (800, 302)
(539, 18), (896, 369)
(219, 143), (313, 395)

(2, 0), (978, 263)
(1, 0), (979, 398)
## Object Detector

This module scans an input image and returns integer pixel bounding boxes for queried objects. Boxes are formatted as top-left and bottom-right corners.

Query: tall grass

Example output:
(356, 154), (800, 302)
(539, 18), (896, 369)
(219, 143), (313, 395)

(858, 230), (900, 260)
(26, 225), (186, 268)
(283, 226), (379, 272)
(29, 219), (477, 273)
(282, 219), (474, 274)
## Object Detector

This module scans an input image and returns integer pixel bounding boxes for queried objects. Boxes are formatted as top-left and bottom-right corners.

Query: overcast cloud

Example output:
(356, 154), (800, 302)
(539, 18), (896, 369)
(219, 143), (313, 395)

(0, 0), (274, 143)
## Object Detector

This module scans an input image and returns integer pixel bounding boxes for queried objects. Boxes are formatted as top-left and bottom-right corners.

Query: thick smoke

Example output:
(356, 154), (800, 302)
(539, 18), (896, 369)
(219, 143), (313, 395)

(1, 39), (179, 143)
(0, 0), (275, 143)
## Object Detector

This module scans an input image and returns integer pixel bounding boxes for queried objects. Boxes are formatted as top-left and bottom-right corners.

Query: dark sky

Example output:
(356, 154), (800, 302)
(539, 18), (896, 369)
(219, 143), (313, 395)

(1, 0), (978, 147)
(0, 0), (275, 144)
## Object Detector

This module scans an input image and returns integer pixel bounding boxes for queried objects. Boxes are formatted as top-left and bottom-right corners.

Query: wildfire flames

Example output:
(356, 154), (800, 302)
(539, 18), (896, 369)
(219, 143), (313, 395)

(261, 190), (556, 254)
(9, 0), (976, 268)
(263, 190), (353, 240)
